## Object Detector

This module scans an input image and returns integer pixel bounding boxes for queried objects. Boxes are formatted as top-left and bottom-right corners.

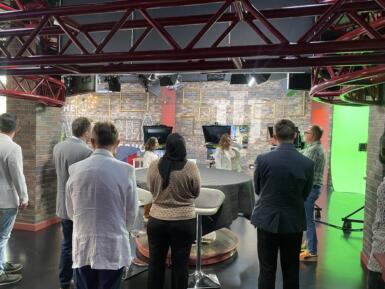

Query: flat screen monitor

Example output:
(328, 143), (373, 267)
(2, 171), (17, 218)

(143, 125), (173, 145)
(202, 125), (231, 144)
(267, 126), (304, 149)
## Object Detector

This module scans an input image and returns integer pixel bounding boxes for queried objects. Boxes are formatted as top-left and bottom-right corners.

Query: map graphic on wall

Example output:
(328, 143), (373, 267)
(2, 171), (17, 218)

(231, 125), (249, 148)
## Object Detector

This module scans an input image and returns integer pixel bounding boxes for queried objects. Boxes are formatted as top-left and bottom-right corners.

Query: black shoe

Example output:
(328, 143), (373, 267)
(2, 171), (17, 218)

(0, 272), (22, 286)
(3, 262), (23, 273)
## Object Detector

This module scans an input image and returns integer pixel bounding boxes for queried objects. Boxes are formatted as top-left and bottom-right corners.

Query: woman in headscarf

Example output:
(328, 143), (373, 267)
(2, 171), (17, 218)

(146, 133), (201, 289)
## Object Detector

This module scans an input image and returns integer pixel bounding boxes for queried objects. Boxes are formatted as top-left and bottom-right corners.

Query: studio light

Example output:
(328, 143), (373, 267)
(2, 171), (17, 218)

(248, 76), (256, 87)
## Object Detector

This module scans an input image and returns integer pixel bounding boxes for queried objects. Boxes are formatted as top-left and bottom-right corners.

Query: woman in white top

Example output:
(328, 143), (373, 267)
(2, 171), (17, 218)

(143, 137), (159, 168)
(213, 133), (241, 171)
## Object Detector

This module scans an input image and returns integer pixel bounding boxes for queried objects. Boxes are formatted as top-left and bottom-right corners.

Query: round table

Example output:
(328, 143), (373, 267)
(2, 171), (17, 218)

(135, 166), (255, 234)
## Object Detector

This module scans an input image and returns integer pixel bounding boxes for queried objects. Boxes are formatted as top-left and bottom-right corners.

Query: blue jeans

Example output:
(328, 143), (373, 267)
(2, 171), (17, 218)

(59, 219), (73, 288)
(0, 208), (18, 274)
(74, 266), (123, 289)
(304, 185), (321, 255)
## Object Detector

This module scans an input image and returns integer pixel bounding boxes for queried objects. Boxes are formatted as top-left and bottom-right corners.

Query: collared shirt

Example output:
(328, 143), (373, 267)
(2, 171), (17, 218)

(66, 148), (138, 270)
(368, 178), (385, 272)
(301, 141), (326, 187)
(0, 133), (28, 208)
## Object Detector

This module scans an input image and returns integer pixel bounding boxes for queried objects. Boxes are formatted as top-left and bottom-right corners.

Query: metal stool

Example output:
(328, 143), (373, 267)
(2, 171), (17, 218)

(188, 188), (225, 289)
(123, 187), (152, 280)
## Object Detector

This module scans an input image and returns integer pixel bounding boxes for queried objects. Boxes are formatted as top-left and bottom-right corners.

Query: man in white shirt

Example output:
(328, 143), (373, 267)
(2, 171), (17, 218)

(53, 117), (92, 289)
(66, 122), (138, 289)
(0, 113), (28, 286)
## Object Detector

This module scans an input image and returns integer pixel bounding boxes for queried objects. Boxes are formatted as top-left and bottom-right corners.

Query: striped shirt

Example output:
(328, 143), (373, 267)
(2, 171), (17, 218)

(301, 141), (326, 187)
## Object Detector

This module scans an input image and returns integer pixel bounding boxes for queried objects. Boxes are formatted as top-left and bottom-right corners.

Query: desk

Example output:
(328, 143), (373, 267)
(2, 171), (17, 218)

(135, 166), (255, 234)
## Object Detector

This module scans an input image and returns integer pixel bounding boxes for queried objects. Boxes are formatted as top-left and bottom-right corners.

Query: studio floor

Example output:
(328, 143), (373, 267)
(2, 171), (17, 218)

(5, 191), (365, 289)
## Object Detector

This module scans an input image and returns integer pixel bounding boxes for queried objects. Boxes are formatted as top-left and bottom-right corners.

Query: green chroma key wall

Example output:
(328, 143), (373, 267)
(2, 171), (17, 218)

(331, 105), (369, 194)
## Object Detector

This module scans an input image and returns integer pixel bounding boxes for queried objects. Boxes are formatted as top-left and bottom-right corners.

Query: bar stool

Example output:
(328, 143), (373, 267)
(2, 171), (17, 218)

(123, 187), (152, 280)
(188, 188), (225, 289)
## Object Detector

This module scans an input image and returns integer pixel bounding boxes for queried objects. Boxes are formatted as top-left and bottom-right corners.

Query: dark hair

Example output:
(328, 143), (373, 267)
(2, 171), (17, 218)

(274, 119), (296, 142)
(158, 133), (187, 190)
(72, 117), (91, 138)
(0, 113), (18, 133)
(92, 122), (119, 147)
(145, 137), (158, 151)
(311, 125), (323, 141)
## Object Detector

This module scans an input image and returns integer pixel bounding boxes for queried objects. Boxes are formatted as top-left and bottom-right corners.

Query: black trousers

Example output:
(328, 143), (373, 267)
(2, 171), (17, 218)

(73, 265), (123, 289)
(59, 219), (73, 288)
(147, 217), (196, 289)
(257, 228), (303, 289)
(368, 270), (385, 289)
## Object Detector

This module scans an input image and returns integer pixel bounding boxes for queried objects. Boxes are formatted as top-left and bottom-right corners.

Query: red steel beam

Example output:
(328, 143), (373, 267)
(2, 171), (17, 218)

(0, 2), (380, 39)
(4, 54), (385, 76)
(2, 39), (385, 67)
(186, 0), (233, 49)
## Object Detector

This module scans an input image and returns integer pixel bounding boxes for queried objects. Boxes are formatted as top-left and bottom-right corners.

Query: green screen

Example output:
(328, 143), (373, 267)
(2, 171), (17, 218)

(331, 106), (369, 194)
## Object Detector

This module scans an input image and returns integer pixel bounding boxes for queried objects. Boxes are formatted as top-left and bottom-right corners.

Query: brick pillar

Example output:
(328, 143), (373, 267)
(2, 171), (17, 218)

(7, 98), (62, 231)
(362, 105), (385, 267)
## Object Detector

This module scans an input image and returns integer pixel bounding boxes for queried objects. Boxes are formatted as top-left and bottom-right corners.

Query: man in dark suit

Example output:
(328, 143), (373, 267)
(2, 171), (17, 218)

(251, 119), (314, 289)
(53, 117), (93, 289)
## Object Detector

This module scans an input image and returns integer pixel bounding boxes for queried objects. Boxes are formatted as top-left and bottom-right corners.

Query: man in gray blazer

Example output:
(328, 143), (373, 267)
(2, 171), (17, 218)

(53, 117), (92, 289)
(251, 119), (314, 289)
(0, 113), (28, 286)
(66, 122), (138, 289)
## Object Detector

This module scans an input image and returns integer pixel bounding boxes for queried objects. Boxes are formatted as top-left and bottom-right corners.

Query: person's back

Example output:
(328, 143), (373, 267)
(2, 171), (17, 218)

(0, 133), (27, 209)
(148, 159), (200, 220)
(252, 144), (314, 233)
(66, 151), (137, 268)
(66, 122), (138, 289)
(251, 119), (314, 289)
(53, 137), (92, 219)
(0, 113), (28, 286)
(53, 117), (92, 289)
(146, 133), (200, 289)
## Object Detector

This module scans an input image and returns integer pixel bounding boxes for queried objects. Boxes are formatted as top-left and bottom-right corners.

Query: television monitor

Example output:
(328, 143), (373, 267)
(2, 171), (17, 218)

(143, 125), (173, 145)
(202, 125), (231, 144)
(267, 126), (304, 149)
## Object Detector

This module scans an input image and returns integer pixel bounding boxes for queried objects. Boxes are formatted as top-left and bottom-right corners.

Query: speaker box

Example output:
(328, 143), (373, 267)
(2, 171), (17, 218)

(288, 73), (311, 91)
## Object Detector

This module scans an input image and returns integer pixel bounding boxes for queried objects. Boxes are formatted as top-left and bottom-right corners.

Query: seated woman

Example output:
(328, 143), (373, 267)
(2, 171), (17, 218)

(143, 137), (159, 168)
(213, 133), (242, 172)
(147, 133), (200, 289)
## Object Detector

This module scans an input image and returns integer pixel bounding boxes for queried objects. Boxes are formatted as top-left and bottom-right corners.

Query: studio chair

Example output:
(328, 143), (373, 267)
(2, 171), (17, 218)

(188, 188), (225, 289)
(122, 187), (152, 280)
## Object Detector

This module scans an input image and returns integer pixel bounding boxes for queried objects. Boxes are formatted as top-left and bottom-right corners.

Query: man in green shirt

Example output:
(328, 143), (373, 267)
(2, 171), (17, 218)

(300, 125), (326, 261)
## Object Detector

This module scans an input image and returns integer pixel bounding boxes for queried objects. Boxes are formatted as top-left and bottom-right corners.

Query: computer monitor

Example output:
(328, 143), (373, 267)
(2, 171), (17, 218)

(143, 125), (173, 145)
(267, 126), (304, 149)
(202, 125), (231, 145)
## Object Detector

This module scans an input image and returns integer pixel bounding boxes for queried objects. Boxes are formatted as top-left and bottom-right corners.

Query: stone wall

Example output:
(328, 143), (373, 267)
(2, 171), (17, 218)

(362, 105), (385, 264)
(63, 80), (313, 174)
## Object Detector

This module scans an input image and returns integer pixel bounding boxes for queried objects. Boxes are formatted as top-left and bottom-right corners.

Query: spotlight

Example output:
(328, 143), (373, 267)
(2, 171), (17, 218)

(248, 76), (256, 87)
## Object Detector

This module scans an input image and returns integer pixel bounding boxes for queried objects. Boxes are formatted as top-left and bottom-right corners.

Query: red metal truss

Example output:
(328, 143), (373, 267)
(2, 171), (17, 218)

(0, 0), (385, 106)
(310, 3), (385, 105)
(0, 75), (66, 106)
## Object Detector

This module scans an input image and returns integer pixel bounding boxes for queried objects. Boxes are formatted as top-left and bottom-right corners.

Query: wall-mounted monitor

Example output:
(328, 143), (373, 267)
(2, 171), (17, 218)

(202, 125), (231, 144)
(143, 125), (173, 145)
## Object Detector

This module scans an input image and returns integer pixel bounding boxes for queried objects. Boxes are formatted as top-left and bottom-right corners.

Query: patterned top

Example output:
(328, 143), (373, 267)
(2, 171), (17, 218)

(301, 141), (326, 187)
(368, 178), (385, 272)
(147, 160), (201, 220)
